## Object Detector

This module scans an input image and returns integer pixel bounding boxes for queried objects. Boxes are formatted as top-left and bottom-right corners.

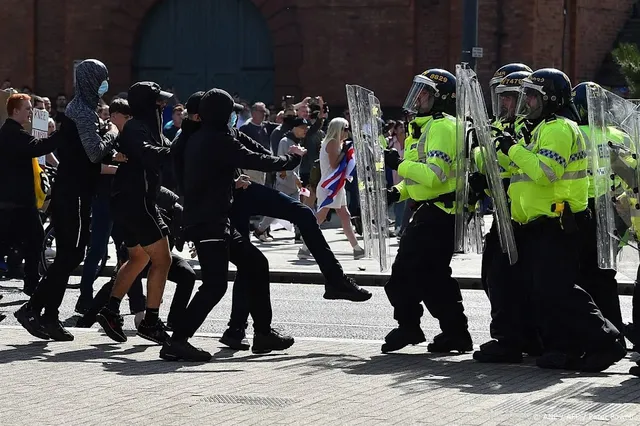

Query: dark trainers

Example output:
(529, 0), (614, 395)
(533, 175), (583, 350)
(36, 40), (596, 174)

(74, 296), (93, 315)
(582, 341), (626, 373)
(473, 340), (522, 363)
(160, 338), (212, 362)
(381, 327), (426, 353)
(137, 319), (170, 345)
(427, 332), (473, 353)
(14, 304), (49, 340)
(324, 276), (372, 302)
(220, 327), (250, 350)
(96, 307), (127, 343)
(41, 317), (74, 342)
(252, 329), (295, 354)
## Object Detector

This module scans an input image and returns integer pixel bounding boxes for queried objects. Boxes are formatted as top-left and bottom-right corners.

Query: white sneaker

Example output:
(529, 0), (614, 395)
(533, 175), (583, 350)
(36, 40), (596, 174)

(297, 247), (312, 259)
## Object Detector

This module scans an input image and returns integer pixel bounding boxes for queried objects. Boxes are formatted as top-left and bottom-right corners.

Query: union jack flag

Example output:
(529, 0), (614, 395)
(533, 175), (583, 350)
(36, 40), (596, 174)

(318, 142), (356, 209)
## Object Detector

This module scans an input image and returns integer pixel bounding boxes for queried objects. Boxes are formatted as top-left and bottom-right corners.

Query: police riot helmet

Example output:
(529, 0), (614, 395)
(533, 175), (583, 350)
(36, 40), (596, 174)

(494, 70), (531, 120)
(402, 68), (456, 116)
(490, 63), (532, 118)
(516, 68), (573, 121)
(571, 81), (600, 126)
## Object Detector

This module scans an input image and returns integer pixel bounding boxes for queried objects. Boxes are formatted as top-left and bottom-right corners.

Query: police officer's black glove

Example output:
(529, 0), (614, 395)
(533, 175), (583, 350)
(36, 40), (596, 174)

(468, 172), (488, 194)
(384, 148), (403, 171)
(498, 132), (516, 155)
(387, 187), (401, 206)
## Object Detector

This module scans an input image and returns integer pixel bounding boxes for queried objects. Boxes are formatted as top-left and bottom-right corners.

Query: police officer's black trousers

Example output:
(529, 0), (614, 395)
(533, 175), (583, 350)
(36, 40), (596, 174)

(384, 203), (468, 335)
(172, 223), (272, 340)
(575, 208), (623, 335)
(486, 221), (539, 351)
(30, 189), (92, 319)
(0, 206), (43, 288)
(228, 183), (344, 330)
(516, 218), (619, 354)
(480, 221), (498, 297)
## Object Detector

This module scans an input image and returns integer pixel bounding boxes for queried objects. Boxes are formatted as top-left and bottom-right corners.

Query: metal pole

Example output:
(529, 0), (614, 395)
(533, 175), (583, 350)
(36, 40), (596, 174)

(461, 0), (479, 71)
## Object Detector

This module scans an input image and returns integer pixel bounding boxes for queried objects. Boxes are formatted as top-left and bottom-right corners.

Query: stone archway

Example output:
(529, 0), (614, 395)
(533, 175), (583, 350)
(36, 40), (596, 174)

(106, 0), (303, 102)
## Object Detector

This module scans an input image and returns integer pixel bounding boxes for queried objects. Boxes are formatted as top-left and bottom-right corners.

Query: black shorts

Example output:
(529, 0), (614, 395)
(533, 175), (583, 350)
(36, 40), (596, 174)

(112, 196), (169, 248)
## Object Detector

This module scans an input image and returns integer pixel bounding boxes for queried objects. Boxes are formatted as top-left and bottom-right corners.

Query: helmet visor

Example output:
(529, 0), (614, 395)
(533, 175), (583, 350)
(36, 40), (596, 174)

(402, 75), (437, 114)
(516, 81), (545, 120)
(496, 86), (520, 120)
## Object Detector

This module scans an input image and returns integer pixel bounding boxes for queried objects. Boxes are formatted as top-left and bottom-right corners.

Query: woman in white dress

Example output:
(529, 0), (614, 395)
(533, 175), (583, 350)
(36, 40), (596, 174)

(312, 117), (364, 259)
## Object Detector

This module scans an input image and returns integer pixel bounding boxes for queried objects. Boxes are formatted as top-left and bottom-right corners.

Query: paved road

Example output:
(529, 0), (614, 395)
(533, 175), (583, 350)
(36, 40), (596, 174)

(2, 278), (640, 425)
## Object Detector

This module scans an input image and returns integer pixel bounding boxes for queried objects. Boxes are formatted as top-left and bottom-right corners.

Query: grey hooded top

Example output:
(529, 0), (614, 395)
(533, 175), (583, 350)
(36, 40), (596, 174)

(54, 59), (118, 194)
(65, 59), (117, 163)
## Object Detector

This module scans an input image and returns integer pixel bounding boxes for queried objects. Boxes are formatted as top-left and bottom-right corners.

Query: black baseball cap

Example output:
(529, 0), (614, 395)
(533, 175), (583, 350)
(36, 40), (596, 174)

(185, 91), (205, 114)
(292, 117), (310, 127)
(128, 81), (173, 102)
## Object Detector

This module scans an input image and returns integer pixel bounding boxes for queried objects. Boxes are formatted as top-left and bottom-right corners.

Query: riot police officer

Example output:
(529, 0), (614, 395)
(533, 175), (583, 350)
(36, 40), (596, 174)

(489, 63), (533, 122)
(382, 69), (472, 354)
(571, 82), (625, 342)
(497, 68), (624, 371)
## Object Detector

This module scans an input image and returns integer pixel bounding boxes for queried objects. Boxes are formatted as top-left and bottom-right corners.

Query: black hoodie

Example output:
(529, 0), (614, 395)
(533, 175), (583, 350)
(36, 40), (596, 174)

(180, 88), (301, 228)
(112, 82), (171, 202)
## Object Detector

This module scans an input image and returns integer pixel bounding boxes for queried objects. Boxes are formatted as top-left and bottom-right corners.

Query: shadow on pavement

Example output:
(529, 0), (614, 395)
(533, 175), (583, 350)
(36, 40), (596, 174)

(0, 299), (28, 308)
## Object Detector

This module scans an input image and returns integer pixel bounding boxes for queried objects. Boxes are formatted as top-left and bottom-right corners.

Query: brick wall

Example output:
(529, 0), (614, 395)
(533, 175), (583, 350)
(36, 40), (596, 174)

(0, 0), (634, 107)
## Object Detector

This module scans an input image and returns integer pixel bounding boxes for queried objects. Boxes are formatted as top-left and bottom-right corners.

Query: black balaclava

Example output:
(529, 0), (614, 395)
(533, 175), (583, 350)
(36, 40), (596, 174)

(128, 81), (168, 141)
(199, 88), (234, 132)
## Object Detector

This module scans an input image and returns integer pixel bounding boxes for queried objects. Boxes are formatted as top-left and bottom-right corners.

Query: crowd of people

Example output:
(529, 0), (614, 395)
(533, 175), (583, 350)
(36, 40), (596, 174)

(2, 56), (640, 378)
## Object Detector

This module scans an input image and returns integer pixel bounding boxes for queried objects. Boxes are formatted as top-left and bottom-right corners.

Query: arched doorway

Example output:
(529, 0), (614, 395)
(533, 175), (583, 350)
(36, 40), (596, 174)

(133, 0), (275, 104)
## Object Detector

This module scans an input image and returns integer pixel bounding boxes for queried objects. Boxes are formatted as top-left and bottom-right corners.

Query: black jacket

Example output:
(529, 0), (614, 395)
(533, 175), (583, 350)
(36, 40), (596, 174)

(0, 119), (61, 209)
(179, 89), (301, 228)
(112, 84), (170, 202)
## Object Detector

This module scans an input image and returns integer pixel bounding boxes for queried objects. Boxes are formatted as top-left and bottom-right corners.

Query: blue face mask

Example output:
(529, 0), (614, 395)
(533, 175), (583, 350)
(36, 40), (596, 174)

(229, 111), (238, 128)
(98, 80), (109, 96)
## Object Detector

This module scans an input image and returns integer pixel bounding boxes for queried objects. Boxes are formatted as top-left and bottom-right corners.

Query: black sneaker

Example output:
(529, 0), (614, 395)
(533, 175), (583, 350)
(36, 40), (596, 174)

(14, 304), (49, 340)
(324, 276), (372, 302)
(220, 327), (250, 350)
(137, 318), (170, 345)
(427, 332), (473, 354)
(252, 329), (295, 354)
(41, 317), (74, 342)
(96, 307), (127, 343)
(160, 338), (212, 362)
(23, 280), (38, 297)
(381, 327), (426, 353)
(74, 296), (93, 315)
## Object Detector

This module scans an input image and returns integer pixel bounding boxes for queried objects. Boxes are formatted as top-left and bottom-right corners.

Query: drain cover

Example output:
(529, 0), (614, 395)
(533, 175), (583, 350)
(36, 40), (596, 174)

(199, 394), (299, 408)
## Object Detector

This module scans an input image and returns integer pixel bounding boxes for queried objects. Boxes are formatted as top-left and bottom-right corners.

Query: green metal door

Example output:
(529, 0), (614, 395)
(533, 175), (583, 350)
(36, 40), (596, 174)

(134, 0), (274, 103)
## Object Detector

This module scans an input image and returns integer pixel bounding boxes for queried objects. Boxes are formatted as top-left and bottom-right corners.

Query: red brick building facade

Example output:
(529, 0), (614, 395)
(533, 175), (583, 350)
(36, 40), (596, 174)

(0, 0), (635, 107)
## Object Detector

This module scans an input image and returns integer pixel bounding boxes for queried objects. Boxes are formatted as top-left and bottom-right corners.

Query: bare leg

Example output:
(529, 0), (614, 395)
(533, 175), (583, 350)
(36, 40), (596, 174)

(143, 237), (172, 309)
(337, 206), (359, 248)
(111, 245), (149, 299)
(316, 207), (330, 225)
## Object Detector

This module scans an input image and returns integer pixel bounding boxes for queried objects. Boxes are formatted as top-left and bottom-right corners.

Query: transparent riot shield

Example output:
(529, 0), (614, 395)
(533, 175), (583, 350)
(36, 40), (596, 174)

(454, 65), (484, 254)
(345, 85), (390, 271)
(587, 85), (640, 278)
(458, 65), (518, 265)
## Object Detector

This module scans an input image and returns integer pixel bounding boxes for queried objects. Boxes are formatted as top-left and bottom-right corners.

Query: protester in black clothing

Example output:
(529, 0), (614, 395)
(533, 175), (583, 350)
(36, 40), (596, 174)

(15, 59), (118, 342)
(161, 88), (305, 362)
(97, 81), (174, 345)
(0, 93), (61, 296)
(77, 187), (194, 330)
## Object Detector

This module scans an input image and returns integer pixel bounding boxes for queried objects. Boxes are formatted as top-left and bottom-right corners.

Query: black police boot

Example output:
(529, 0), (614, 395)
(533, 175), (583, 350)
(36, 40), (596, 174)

(220, 327), (250, 350)
(381, 326), (426, 353)
(536, 351), (584, 370)
(582, 341), (627, 373)
(473, 340), (522, 363)
(427, 331), (473, 354)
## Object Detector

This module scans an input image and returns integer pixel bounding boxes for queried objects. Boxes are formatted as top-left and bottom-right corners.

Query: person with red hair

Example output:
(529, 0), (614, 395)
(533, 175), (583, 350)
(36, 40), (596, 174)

(0, 93), (61, 297)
